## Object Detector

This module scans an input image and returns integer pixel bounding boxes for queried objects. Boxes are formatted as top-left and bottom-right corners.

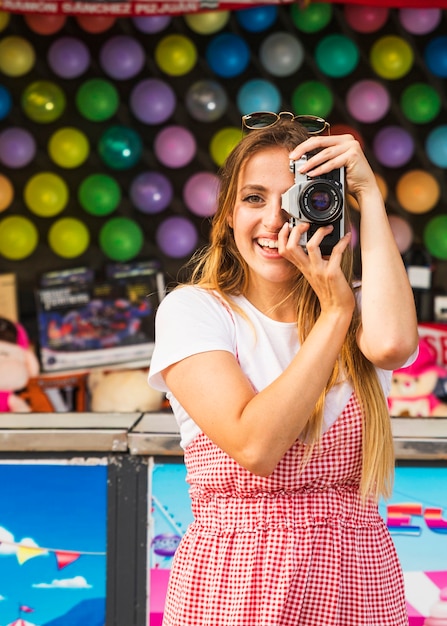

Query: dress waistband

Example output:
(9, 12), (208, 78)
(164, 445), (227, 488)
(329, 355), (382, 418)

(189, 487), (381, 531)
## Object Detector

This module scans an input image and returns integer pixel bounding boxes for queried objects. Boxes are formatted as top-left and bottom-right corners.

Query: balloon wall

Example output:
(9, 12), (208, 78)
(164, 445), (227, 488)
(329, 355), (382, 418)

(0, 4), (447, 324)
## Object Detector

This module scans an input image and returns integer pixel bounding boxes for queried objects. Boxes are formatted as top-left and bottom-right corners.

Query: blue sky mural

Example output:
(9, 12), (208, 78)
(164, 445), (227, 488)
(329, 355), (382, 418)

(0, 461), (107, 626)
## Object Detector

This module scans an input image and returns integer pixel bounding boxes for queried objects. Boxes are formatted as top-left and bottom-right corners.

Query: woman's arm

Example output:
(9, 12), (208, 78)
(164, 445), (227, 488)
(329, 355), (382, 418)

(289, 134), (419, 370)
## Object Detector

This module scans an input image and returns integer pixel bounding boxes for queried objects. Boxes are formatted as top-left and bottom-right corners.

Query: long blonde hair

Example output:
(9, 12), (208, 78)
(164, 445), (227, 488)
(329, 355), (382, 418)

(187, 120), (394, 500)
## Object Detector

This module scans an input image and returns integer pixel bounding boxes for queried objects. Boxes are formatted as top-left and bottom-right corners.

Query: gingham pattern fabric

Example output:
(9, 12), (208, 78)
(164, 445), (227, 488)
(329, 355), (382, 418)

(162, 394), (408, 626)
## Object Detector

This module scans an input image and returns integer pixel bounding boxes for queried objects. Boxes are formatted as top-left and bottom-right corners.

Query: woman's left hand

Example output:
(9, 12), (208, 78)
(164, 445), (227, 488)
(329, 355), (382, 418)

(288, 134), (377, 204)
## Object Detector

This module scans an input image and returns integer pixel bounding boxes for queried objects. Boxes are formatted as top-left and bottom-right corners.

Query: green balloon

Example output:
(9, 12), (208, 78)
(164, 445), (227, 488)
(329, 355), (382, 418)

(76, 79), (119, 122)
(98, 126), (143, 170)
(78, 174), (121, 216)
(21, 80), (66, 123)
(315, 34), (359, 78)
(424, 216), (447, 260)
(292, 81), (333, 119)
(99, 217), (144, 261)
(291, 2), (332, 33)
(401, 83), (441, 124)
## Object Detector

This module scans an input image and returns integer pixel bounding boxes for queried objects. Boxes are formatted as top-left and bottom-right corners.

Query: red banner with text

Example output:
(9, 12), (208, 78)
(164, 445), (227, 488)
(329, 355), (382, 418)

(1, 0), (447, 18)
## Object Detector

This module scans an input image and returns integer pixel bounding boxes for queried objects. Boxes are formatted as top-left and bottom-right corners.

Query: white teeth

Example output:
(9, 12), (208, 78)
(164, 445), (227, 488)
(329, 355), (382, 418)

(257, 238), (278, 249)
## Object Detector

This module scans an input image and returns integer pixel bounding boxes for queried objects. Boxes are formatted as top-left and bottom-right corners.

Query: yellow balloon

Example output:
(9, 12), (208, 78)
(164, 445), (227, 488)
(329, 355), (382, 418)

(155, 35), (197, 76)
(370, 35), (413, 80)
(24, 172), (69, 217)
(48, 217), (90, 258)
(396, 170), (440, 214)
(184, 11), (230, 34)
(0, 215), (38, 260)
(210, 127), (241, 167)
(0, 12), (11, 32)
(48, 127), (90, 169)
(0, 173), (13, 212)
(0, 36), (35, 76)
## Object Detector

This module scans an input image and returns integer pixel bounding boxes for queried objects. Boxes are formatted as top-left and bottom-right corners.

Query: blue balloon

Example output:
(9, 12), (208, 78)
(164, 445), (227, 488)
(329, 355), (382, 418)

(235, 5), (278, 32)
(426, 125), (447, 168)
(237, 79), (281, 116)
(424, 36), (447, 77)
(206, 33), (250, 78)
(0, 85), (12, 120)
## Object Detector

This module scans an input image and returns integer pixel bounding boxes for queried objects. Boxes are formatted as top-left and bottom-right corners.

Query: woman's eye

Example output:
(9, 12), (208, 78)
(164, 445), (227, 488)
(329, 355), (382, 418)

(243, 194), (263, 204)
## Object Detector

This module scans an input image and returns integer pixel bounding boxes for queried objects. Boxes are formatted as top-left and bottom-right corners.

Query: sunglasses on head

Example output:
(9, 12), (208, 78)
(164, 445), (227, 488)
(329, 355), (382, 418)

(242, 111), (331, 135)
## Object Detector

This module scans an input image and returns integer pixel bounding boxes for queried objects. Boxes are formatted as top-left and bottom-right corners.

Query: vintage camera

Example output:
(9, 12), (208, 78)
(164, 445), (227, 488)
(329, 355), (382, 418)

(281, 154), (345, 255)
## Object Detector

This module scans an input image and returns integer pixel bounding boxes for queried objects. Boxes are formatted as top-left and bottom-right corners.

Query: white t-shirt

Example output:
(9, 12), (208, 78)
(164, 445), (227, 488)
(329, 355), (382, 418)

(148, 286), (393, 449)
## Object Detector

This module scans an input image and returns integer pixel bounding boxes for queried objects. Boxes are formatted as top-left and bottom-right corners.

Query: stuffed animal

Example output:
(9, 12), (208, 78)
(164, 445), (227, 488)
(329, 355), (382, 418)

(87, 368), (164, 413)
(388, 337), (447, 418)
(0, 317), (40, 413)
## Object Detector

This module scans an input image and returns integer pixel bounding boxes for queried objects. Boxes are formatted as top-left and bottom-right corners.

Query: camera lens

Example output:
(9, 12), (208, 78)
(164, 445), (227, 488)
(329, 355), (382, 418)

(299, 180), (343, 224)
(308, 189), (332, 212)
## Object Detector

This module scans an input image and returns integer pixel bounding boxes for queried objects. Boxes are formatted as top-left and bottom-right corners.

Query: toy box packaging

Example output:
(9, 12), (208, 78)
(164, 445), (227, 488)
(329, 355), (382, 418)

(35, 261), (165, 372)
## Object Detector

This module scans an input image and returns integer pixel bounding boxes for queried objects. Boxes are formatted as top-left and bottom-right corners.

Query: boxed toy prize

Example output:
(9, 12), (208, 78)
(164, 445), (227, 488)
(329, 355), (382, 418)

(35, 261), (165, 372)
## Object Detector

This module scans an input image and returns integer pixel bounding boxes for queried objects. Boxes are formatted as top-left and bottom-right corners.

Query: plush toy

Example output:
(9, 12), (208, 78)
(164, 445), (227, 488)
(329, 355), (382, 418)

(388, 337), (447, 418)
(87, 368), (164, 413)
(0, 317), (40, 413)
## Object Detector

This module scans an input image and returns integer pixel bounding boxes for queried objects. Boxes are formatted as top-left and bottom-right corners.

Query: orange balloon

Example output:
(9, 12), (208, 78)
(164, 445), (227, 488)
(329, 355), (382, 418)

(24, 13), (67, 34)
(76, 15), (116, 33)
(396, 169), (440, 214)
(0, 173), (13, 211)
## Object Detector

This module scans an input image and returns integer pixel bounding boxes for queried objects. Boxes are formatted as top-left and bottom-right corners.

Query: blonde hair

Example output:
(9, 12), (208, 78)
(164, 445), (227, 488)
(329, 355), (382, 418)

(186, 120), (394, 500)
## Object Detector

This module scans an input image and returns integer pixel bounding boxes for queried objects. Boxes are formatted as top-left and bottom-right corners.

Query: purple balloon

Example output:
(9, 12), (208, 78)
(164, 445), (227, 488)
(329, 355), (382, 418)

(154, 125), (197, 169)
(399, 8), (441, 35)
(130, 79), (176, 125)
(47, 37), (90, 79)
(0, 127), (36, 168)
(183, 172), (219, 217)
(373, 126), (415, 168)
(132, 15), (171, 33)
(130, 171), (173, 214)
(346, 79), (390, 123)
(99, 35), (145, 80)
(156, 216), (198, 258)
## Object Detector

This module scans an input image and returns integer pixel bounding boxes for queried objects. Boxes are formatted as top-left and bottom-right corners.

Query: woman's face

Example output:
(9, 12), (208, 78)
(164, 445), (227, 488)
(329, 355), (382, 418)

(229, 145), (298, 291)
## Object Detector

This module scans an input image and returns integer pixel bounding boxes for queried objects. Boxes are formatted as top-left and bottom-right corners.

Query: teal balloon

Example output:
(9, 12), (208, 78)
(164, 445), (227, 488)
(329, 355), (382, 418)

(76, 78), (119, 121)
(21, 80), (66, 123)
(98, 126), (143, 170)
(424, 215), (447, 260)
(291, 2), (332, 33)
(316, 34), (359, 78)
(99, 217), (144, 261)
(426, 125), (447, 168)
(291, 81), (333, 118)
(78, 173), (121, 216)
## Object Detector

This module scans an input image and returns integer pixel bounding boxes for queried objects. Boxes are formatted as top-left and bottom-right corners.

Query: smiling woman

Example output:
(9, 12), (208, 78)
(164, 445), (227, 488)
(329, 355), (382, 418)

(148, 116), (419, 626)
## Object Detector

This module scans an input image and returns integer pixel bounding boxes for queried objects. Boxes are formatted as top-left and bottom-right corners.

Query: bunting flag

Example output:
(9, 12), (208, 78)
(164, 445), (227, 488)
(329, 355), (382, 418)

(54, 550), (82, 570)
(0, 0), (447, 18)
(1, 539), (105, 569)
(19, 606), (34, 614)
(16, 546), (47, 566)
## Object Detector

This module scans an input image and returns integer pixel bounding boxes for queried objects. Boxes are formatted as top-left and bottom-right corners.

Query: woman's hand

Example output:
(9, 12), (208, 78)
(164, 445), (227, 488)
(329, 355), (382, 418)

(277, 219), (355, 317)
(288, 134), (378, 205)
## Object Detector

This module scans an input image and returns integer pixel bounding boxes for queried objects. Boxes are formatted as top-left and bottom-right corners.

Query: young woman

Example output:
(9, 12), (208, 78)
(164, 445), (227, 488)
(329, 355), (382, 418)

(149, 113), (419, 626)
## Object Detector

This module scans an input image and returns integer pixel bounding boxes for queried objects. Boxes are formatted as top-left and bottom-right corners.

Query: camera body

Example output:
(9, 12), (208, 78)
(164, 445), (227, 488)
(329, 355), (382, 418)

(281, 154), (345, 256)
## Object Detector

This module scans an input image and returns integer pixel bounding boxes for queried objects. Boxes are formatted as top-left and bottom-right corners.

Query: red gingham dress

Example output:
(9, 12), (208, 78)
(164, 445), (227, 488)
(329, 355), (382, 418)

(162, 393), (408, 626)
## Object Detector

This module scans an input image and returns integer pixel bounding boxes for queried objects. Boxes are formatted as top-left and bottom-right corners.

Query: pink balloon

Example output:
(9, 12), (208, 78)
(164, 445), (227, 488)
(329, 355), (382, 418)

(154, 125), (196, 168)
(399, 8), (441, 35)
(344, 5), (389, 33)
(346, 80), (390, 123)
(350, 224), (358, 249)
(388, 214), (413, 254)
(183, 172), (219, 217)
